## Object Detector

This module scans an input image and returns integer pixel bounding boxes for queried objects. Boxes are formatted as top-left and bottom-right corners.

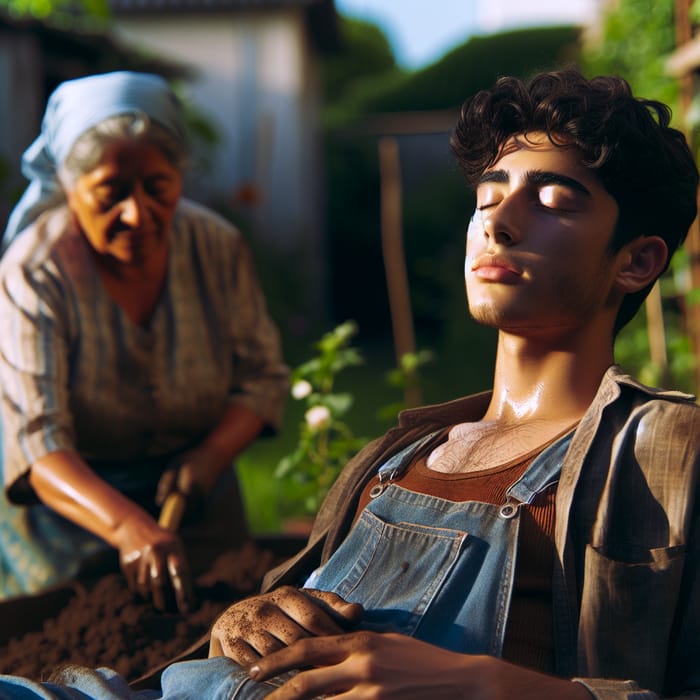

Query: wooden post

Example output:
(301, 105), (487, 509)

(644, 283), (669, 383)
(674, 0), (700, 393)
(378, 136), (421, 407)
(675, 0), (694, 112)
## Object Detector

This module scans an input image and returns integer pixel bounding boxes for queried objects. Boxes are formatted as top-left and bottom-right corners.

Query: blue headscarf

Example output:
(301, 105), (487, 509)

(2, 71), (186, 252)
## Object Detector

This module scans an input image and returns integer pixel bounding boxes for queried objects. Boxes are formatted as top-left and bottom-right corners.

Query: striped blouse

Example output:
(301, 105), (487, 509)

(0, 199), (289, 503)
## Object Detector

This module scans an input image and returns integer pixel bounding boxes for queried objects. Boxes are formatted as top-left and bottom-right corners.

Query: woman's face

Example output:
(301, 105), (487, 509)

(66, 140), (182, 268)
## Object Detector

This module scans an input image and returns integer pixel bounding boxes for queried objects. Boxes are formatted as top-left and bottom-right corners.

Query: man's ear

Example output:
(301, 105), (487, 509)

(614, 236), (669, 294)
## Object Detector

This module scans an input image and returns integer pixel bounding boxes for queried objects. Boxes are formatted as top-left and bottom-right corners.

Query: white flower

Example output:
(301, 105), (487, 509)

(305, 405), (331, 431)
(291, 379), (313, 400)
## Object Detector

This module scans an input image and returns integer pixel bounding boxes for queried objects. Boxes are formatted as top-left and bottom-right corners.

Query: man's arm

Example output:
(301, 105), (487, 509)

(246, 632), (594, 700)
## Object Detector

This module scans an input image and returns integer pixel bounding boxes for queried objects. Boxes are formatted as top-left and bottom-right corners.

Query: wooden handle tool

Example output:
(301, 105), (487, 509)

(158, 491), (187, 532)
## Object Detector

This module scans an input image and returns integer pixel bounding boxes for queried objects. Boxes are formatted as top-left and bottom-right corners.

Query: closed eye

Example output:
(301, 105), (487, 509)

(537, 184), (584, 212)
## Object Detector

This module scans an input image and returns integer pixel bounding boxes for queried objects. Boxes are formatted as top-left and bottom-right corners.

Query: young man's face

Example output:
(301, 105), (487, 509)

(465, 132), (623, 338)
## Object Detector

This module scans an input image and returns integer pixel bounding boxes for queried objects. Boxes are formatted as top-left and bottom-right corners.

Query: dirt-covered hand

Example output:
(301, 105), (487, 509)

(208, 586), (363, 666)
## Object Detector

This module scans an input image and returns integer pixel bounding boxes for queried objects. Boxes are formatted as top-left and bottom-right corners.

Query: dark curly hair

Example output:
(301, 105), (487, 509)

(451, 68), (699, 333)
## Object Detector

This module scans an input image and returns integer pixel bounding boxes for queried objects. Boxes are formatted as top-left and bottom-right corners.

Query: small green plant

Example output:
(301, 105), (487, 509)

(377, 349), (435, 422)
(275, 320), (369, 515)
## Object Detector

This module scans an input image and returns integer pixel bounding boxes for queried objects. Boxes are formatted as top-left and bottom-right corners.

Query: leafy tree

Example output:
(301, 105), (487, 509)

(582, 0), (698, 392)
(322, 16), (401, 106)
(0, 0), (109, 25)
(584, 0), (678, 110)
(325, 25), (580, 129)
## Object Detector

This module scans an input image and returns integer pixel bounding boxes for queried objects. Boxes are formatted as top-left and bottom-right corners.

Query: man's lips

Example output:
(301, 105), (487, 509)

(470, 255), (523, 282)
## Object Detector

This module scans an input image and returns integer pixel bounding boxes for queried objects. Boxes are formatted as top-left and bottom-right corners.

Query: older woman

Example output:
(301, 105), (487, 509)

(0, 72), (289, 611)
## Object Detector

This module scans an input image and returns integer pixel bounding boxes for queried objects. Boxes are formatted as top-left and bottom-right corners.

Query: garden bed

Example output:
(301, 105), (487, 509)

(0, 536), (305, 683)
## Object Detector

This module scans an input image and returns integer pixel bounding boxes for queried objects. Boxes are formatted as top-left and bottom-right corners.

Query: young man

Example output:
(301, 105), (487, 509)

(0, 69), (698, 700)
(205, 69), (700, 699)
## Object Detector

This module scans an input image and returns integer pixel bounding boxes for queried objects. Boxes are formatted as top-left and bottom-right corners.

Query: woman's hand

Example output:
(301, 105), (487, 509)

(155, 457), (209, 525)
(29, 450), (194, 614)
(155, 405), (268, 523)
(209, 586), (363, 666)
(113, 510), (194, 613)
(246, 631), (594, 700)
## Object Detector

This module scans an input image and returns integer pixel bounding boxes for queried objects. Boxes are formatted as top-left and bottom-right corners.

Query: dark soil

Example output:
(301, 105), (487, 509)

(0, 541), (276, 682)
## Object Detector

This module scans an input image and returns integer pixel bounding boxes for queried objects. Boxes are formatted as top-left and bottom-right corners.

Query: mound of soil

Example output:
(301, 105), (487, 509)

(0, 541), (276, 682)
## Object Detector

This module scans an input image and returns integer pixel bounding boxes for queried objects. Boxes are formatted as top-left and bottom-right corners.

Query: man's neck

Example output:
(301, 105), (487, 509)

(483, 327), (614, 425)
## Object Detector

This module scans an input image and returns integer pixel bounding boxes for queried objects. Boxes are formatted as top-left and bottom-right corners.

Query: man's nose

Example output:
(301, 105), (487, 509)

(482, 195), (523, 246)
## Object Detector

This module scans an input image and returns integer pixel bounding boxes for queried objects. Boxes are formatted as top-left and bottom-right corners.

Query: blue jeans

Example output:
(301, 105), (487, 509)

(0, 658), (286, 699)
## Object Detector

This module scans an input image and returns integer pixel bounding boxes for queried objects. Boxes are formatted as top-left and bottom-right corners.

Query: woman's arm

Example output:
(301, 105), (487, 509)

(29, 450), (193, 612)
(155, 404), (265, 519)
(29, 449), (148, 543)
(167, 404), (265, 497)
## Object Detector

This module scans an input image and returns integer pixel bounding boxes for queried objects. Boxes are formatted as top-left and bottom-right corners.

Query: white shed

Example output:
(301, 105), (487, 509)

(109, 0), (338, 322)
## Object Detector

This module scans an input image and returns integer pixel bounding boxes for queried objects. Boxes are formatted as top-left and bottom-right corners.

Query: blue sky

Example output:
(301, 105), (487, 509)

(334, 0), (597, 70)
(334, 0), (479, 69)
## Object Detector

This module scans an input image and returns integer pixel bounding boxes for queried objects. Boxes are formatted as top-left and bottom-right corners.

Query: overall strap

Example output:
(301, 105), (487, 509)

(376, 431), (442, 483)
(506, 431), (574, 505)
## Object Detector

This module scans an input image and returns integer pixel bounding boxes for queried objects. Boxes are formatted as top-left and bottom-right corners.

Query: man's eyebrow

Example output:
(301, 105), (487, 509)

(526, 170), (592, 196)
(478, 170), (509, 185)
(477, 169), (592, 197)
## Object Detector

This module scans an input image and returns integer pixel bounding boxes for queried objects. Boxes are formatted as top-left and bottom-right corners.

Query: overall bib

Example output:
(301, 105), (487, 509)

(307, 430), (571, 655)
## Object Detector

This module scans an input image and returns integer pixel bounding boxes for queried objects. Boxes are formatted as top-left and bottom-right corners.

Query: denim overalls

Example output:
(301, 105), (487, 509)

(306, 429), (572, 657)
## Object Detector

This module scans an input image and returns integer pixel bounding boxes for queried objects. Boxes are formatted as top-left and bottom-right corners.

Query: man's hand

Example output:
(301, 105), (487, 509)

(246, 631), (594, 700)
(208, 586), (363, 666)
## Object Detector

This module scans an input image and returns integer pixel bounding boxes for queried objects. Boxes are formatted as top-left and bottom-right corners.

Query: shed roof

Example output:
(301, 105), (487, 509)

(111, 0), (325, 8)
(0, 11), (191, 80)
(108, 0), (339, 50)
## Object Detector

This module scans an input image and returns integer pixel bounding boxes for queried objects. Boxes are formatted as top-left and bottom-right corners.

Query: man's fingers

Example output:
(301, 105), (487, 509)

(265, 666), (351, 700)
(208, 585), (360, 669)
(209, 634), (224, 658)
(226, 638), (264, 666)
(251, 635), (351, 681)
(303, 589), (364, 626)
(270, 588), (351, 637)
(253, 635), (381, 700)
(252, 630), (287, 658)
(210, 628), (284, 666)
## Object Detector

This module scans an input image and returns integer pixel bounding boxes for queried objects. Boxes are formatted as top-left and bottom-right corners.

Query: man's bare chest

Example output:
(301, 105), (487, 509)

(426, 419), (577, 474)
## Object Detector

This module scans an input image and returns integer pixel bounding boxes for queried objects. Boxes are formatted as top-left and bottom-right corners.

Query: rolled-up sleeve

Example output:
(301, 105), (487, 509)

(0, 246), (75, 498)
